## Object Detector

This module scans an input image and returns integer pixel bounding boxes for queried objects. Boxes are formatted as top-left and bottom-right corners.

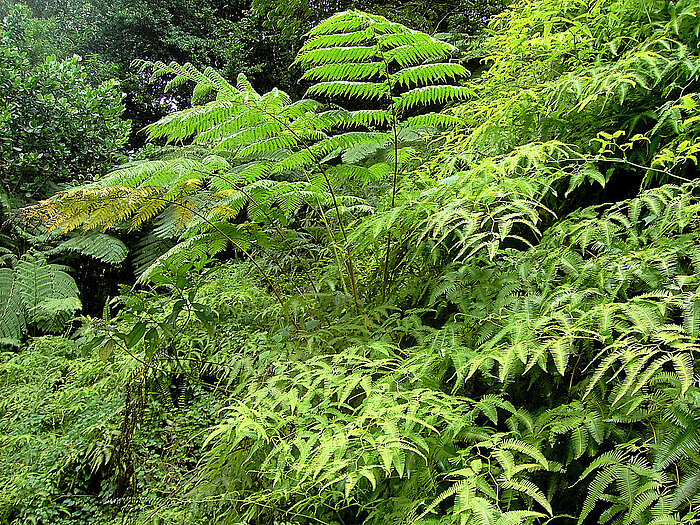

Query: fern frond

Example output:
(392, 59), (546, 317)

(137, 230), (243, 283)
(385, 41), (454, 68)
(499, 439), (550, 470)
(0, 253), (82, 339)
(399, 113), (464, 129)
(295, 46), (379, 67)
(654, 404), (700, 471)
(306, 81), (390, 101)
(398, 85), (473, 111)
(301, 61), (386, 82)
(499, 477), (553, 515)
(0, 268), (25, 346)
(392, 63), (469, 88)
(48, 232), (128, 264)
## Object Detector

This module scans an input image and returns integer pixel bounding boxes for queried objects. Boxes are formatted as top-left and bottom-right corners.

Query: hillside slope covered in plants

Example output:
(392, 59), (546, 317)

(2, 0), (700, 524)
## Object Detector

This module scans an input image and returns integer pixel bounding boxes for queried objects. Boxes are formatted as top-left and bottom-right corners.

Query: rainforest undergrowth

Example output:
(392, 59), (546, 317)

(2, 0), (700, 524)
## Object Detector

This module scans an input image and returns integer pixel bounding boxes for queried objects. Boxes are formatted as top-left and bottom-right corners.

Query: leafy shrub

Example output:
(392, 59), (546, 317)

(0, 336), (127, 524)
(0, 6), (129, 205)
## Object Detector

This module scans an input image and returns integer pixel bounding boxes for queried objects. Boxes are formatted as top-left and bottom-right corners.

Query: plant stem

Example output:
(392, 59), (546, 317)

(247, 101), (361, 312)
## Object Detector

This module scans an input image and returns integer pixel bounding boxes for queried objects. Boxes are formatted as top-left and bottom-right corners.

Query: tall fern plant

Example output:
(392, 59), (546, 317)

(294, 10), (470, 297)
(29, 69), (342, 320)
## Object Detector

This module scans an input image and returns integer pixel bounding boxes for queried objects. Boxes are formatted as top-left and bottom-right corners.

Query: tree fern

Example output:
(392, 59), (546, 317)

(295, 10), (470, 297)
(27, 12), (473, 313)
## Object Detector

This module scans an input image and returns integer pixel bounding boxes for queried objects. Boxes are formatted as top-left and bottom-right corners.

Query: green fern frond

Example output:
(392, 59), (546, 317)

(578, 464), (621, 524)
(295, 9), (468, 147)
(0, 268), (25, 346)
(499, 477), (553, 515)
(295, 46), (379, 67)
(48, 232), (128, 264)
(0, 253), (82, 342)
(399, 113), (464, 129)
(303, 28), (376, 49)
(671, 471), (700, 511)
(654, 402), (700, 471)
(392, 63), (469, 88)
(385, 40), (454, 68)
(306, 81), (390, 101)
(137, 229), (245, 283)
(499, 439), (550, 471)
(16, 253), (81, 321)
(132, 234), (175, 277)
(681, 299), (700, 337)
(320, 109), (392, 129)
(302, 61), (386, 82)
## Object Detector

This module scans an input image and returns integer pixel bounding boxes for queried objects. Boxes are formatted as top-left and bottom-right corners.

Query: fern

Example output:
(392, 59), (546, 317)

(0, 252), (81, 345)
(27, 11), (472, 313)
(46, 232), (128, 264)
(294, 10), (468, 179)
(0, 267), (25, 346)
(654, 399), (700, 472)
(293, 10), (471, 297)
(13, 3), (700, 524)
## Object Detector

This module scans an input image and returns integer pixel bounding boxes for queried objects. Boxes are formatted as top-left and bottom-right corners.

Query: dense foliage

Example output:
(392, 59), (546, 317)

(11, 0), (501, 147)
(2, 0), (700, 524)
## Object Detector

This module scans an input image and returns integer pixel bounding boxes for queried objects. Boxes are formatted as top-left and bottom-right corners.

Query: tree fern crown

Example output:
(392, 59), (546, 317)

(295, 10), (471, 125)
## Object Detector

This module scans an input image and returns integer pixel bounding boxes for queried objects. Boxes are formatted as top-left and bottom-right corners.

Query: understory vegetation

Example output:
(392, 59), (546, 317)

(2, 0), (700, 524)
